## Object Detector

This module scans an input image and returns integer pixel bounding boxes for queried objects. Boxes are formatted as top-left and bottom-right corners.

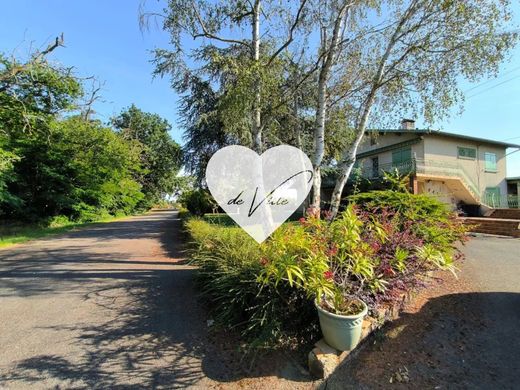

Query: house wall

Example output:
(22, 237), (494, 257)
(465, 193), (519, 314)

(423, 135), (507, 196)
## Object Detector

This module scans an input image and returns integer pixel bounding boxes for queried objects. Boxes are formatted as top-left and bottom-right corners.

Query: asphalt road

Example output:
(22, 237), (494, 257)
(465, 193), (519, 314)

(0, 211), (312, 389)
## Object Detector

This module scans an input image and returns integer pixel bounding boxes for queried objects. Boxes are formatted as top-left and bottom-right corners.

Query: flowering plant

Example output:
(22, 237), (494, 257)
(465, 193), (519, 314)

(259, 200), (465, 315)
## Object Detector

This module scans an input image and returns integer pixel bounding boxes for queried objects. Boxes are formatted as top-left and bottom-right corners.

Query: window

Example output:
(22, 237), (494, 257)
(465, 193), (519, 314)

(457, 146), (476, 159)
(371, 157), (379, 178)
(484, 152), (497, 172)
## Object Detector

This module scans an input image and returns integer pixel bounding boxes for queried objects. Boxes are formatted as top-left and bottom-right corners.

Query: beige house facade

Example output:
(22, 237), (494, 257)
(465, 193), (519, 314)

(355, 120), (520, 210)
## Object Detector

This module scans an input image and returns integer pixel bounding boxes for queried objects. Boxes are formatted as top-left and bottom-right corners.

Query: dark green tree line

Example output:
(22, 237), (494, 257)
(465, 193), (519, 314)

(0, 42), (182, 223)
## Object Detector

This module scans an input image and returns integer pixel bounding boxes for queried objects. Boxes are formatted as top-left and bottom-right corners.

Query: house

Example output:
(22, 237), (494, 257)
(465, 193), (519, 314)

(353, 119), (520, 212)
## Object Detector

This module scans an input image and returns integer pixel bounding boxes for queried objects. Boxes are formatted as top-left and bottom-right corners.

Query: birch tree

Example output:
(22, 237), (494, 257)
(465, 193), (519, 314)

(328, 0), (517, 217)
(309, 0), (356, 208)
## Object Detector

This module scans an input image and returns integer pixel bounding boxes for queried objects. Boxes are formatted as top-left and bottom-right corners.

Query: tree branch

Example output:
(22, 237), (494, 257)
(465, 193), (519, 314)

(267, 0), (308, 66)
(192, 3), (250, 47)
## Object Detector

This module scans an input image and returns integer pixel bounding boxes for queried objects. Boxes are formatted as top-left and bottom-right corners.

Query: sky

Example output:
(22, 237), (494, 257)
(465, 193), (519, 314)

(1, 0), (520, 176)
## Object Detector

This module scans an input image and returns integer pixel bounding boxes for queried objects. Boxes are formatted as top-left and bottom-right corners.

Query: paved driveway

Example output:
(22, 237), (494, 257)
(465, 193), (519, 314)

(324, 235), (520, 389)
(0, 211), (312, 389)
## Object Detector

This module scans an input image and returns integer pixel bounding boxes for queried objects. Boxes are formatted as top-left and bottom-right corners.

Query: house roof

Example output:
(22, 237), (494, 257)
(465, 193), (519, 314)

(507, 176), (520, 182)
(368, 129), (520, 149)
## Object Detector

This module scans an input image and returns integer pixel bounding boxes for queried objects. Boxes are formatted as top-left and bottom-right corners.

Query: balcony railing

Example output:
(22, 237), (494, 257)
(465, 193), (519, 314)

(354, 157), (481, 201)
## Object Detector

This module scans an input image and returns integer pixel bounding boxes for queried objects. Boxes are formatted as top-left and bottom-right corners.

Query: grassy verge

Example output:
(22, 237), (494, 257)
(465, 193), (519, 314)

(0, 214), (139, 249)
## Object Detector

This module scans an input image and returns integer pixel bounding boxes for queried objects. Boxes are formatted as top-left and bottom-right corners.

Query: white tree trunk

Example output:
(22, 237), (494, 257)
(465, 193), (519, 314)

(311, 3), (350, 210)
(329, 105), (372, 217)
(328, 4), (411, 218)
(252, 0), (262, 154)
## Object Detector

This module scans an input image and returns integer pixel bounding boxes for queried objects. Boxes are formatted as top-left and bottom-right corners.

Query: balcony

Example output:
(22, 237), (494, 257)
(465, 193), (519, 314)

(353, 157), (481, 204)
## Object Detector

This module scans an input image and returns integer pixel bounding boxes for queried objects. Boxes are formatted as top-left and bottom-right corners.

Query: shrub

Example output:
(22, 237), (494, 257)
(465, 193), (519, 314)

(47, 215), (72, 228)
(186, 191), (468, 348)
(349, 190), (468, 249)
(179, 189), (216, 216)
(261, 198), (467, 312)
(185, 219), (319, 348)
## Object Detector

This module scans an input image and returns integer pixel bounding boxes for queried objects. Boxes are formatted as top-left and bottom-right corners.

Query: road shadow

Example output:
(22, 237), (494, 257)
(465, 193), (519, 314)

(0, 210), (312, 388)
(322, 292), (520, 389)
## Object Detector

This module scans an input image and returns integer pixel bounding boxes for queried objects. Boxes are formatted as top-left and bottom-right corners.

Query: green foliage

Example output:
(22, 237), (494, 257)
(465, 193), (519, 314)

(0, 47), (176, 224)
(261, 197), (466, 314)
(382, 169), (410, 193)
(2, 116), (145, 222)
(348, 190), (465, 240)
(203, 213), (235, 226)
(112, 104), (182, 208)
(186, 191), (467, 347)
(186, 218), (319, 348)
(0, 52), (82, 137)
(178, 189), (216, 216)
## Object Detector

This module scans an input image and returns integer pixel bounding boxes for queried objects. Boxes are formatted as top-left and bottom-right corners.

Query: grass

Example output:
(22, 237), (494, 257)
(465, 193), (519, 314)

(0, 214), (139, 249)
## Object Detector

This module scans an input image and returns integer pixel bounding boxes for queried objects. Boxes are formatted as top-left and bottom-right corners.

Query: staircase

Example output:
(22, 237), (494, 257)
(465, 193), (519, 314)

(462, 215), (520, 238)
(414, 158), (481, 205)
(487, 209), (520, 219)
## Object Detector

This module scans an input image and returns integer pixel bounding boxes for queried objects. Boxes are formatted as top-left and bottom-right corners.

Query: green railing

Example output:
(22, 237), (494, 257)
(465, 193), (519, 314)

(483, 194), (520, 209)
(357, 157), (481, 201)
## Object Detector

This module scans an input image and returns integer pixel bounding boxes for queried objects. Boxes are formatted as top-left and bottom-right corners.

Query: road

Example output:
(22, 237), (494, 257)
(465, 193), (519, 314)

(0, 210), (312, 389)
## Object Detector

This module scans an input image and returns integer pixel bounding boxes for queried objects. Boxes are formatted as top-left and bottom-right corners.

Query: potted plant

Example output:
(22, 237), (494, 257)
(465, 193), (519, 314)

(260, 205), (374, 351)
(315, 290), (368, 351)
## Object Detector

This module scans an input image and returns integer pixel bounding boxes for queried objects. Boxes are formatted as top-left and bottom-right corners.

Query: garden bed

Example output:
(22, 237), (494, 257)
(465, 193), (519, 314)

(183, 190), (468, 357)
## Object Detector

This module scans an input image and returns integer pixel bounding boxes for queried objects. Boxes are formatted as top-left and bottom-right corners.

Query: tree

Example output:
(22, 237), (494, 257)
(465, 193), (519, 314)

(178, 76), (229, 186)
(3, 117), (145, 221)
(0, 41), (151, 222)
(0, 39), (83, 219)
(309, 0), (356, 208)
(149, 0), (516, 217)
(145, 0), (310, 154)
(328, 0), (517, 217)
(112, 105), (182, 207)
(0, 36), (82, 138)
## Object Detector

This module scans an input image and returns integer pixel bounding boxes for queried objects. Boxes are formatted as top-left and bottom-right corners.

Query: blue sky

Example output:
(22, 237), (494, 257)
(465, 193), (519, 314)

(1, 0), (520, 176)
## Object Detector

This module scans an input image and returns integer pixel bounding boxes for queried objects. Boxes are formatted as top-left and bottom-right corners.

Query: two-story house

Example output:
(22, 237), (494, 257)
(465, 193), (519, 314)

(354, 119), (520, 212)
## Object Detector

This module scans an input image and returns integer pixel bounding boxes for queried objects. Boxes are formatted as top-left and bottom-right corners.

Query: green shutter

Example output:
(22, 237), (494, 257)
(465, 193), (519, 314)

(392, 148), (411, 166)
(485, 152), (497, 172)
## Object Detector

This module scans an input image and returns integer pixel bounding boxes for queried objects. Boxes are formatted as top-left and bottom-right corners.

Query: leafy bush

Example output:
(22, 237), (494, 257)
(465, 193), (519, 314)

(261, 196), (467, 312)
(47, 215), (72, 228)
(349, 190), (468, 248)
(179, 189), (216, 216)
(186, 219), (319, 348)
(186, 191), (468, 347)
